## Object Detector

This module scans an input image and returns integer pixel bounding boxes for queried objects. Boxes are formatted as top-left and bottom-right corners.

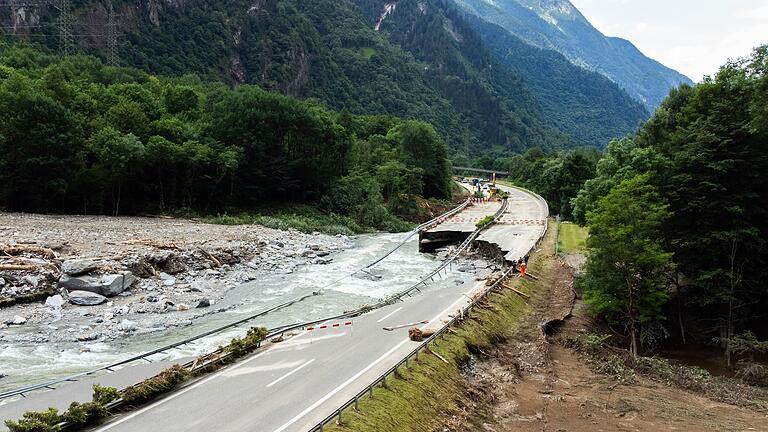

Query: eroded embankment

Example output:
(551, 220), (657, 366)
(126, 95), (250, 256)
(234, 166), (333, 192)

(322, 221), (558, 432)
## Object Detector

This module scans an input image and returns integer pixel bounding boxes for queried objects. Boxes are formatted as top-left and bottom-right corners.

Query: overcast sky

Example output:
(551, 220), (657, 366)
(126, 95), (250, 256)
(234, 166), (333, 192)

(569, 0), (768, 82)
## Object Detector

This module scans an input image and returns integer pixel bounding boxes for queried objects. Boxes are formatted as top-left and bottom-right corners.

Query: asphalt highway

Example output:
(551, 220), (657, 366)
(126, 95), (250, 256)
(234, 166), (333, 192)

(0, 185), (547, 432)
(478, 184), (548, 262)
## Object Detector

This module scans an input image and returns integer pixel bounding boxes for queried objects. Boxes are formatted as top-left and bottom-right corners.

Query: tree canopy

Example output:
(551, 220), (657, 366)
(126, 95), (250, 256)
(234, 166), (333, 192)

(0, 44), (453, 231)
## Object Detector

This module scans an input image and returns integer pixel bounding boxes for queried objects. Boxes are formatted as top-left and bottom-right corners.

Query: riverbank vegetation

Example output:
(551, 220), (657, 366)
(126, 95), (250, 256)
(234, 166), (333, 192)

(0, 44), (452, 232)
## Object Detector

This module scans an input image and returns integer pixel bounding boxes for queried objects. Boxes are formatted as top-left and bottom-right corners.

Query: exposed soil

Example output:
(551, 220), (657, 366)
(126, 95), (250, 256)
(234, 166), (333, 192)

(455, 252), (768, 432)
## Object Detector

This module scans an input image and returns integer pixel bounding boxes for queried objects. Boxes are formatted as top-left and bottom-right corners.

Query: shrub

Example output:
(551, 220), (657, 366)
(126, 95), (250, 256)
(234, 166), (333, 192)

(121, 364), (190, 405)
(92, 385), (120, 406)
(4, 408), (61, 432)
(225, 326), (269, 361)
(736, 362), (768, 387)
(475, 215), (494, 230)
(60, 402), (108, 426)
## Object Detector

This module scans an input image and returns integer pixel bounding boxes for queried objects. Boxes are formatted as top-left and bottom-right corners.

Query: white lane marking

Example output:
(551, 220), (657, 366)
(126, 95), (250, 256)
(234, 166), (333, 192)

(271, 332), (347, 351)
(266, 359), (315, 388)
(271, 292), (472, 432)
(95, 324), (320, 431)
(376, 306), (403, 323)
(221, 361), (305, 378)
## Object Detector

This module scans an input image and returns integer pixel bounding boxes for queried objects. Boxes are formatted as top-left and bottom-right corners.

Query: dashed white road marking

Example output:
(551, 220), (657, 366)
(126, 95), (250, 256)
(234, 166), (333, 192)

(376, 306), (403, 323)
(266, 359), (315, 388)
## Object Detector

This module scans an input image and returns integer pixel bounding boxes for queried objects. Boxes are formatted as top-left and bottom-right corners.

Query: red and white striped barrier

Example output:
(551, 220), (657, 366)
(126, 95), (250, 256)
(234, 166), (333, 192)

(306, 321), (353, 331)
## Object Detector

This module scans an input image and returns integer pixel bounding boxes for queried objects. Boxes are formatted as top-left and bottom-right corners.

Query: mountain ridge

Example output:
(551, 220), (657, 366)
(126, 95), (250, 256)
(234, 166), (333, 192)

(2, 0), (654, 150)
(453, 0), (693, 110)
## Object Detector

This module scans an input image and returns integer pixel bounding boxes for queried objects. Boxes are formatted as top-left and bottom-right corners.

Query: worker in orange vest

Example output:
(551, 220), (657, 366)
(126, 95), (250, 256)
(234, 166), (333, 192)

(519, 260), (526, 278)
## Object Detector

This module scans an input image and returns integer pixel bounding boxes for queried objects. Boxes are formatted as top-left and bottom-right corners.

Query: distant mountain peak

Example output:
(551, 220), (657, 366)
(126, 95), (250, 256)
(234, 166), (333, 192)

(454, 0), (692, 111)
(510, 0), (581, 21)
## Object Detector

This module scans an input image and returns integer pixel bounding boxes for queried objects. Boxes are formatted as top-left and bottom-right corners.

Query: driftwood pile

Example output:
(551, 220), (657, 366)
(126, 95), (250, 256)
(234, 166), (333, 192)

(408, 327), (436, 342)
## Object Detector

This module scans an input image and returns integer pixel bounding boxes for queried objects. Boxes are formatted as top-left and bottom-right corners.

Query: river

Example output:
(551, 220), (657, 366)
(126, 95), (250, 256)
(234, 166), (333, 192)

(0, 231), (488, 393)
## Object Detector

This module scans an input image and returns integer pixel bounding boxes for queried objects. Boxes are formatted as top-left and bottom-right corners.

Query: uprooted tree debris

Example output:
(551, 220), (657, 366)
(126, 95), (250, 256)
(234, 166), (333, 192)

(409, 327), (437, 342)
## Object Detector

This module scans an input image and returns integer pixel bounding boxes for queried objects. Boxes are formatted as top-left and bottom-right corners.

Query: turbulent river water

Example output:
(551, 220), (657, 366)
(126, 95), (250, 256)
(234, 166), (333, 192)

(0, 232), (486, 394)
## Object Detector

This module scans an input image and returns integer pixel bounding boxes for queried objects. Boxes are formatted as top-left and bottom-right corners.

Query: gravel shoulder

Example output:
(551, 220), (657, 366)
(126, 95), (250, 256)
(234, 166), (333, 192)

(0, 212), (350, 345)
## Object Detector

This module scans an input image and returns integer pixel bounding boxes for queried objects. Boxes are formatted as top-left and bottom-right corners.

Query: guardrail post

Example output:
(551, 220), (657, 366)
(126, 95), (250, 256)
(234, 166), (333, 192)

(354, 395), (359, 410)
(338, 410), (343, 425)
(382, 375), (388, 389)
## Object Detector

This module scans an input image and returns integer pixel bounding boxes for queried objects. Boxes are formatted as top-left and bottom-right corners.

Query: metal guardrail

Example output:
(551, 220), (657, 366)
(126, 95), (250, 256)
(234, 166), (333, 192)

(388, 198), (508, 302)
(310, 261), (518, 432)
(0, 198), (472, 401)
(309, 191), (548, 432)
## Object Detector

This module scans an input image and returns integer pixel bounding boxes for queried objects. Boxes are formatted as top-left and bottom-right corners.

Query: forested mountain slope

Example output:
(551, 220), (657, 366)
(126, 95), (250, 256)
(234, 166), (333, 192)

(0, 0), (561, 153)
(352, 0), (569, 151)
(453, 0), (693, 111)
(2, 0), (653, 151)
(463, 13), (648, 146)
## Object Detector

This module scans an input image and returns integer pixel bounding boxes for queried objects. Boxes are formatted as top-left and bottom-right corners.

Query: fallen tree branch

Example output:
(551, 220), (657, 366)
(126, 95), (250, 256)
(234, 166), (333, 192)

(0, 244), (56, 259)
(503, 283), (531, 299)
(198, 248), (222, 268)
(426, 347), (450, 364)
(123, 238), (180, 250)
(0, 264), (37, 271)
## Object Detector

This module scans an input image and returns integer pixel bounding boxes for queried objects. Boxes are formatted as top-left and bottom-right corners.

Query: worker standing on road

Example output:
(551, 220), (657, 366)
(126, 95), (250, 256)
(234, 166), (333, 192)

(519, 260), (526, 278)
(524, 254), (529, 266)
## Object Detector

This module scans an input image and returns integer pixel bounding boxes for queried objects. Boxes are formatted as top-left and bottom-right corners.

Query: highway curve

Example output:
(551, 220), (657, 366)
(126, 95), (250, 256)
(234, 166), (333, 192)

(83, 186), (547, 432)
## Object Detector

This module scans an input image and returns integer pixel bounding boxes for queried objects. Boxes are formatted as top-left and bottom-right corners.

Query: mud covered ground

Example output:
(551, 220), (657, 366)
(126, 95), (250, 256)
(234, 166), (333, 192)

(455, 252), (768, 432)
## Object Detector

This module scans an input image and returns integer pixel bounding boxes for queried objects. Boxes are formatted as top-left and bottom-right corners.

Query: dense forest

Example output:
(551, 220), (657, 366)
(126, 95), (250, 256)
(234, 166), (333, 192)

(0, 43), (452, 230)
(0, 0), (652, 152)
(574, 46), (768, 366)
(464, 13), (649, 147)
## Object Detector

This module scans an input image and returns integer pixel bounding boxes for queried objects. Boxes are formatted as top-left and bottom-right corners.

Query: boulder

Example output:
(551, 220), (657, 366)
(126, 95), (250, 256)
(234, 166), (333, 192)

(76, 332), (100, 342)
(69, 290), (107, 306)
(195, 298), (211, 308)
(58, 272), (136, 297)
(62, 259), (97, 276)
(117, 319), (137, 332)
(45, 294), (65, 308)
(5, 315), (26, 325)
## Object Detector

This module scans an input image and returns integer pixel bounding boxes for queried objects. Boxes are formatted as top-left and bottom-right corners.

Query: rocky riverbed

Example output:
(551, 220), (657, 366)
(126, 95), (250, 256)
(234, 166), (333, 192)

(0, 213), (350, 345)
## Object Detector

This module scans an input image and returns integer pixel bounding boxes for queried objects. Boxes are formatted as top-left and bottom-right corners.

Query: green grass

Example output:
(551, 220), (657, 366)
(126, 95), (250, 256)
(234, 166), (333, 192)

(557, 222), (589, 254)
(200, 204), (369, 236)
(359, 47), (377, 59)
(323, 221), (557, 432)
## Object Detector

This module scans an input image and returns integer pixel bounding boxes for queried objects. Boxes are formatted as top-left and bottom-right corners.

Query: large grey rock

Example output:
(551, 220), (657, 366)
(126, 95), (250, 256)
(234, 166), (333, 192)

(5, 315), (26, 325)
(62, 259), (97, 276)
(58, 272), (135, 297)
(117, 319), (137, 332)
(45, 294), (65, 308)
(69, 290), (107, 306)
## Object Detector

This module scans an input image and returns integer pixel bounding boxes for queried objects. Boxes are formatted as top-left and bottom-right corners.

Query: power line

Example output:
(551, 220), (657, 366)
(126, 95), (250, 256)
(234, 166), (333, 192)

(56, 0), (74, 55)
(106, 3), (119, 66)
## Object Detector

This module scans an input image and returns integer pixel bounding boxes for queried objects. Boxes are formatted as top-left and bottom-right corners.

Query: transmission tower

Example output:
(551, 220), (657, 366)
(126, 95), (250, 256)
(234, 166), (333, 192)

(57, 0), (75, 55)
(106, 5), (118, 66)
